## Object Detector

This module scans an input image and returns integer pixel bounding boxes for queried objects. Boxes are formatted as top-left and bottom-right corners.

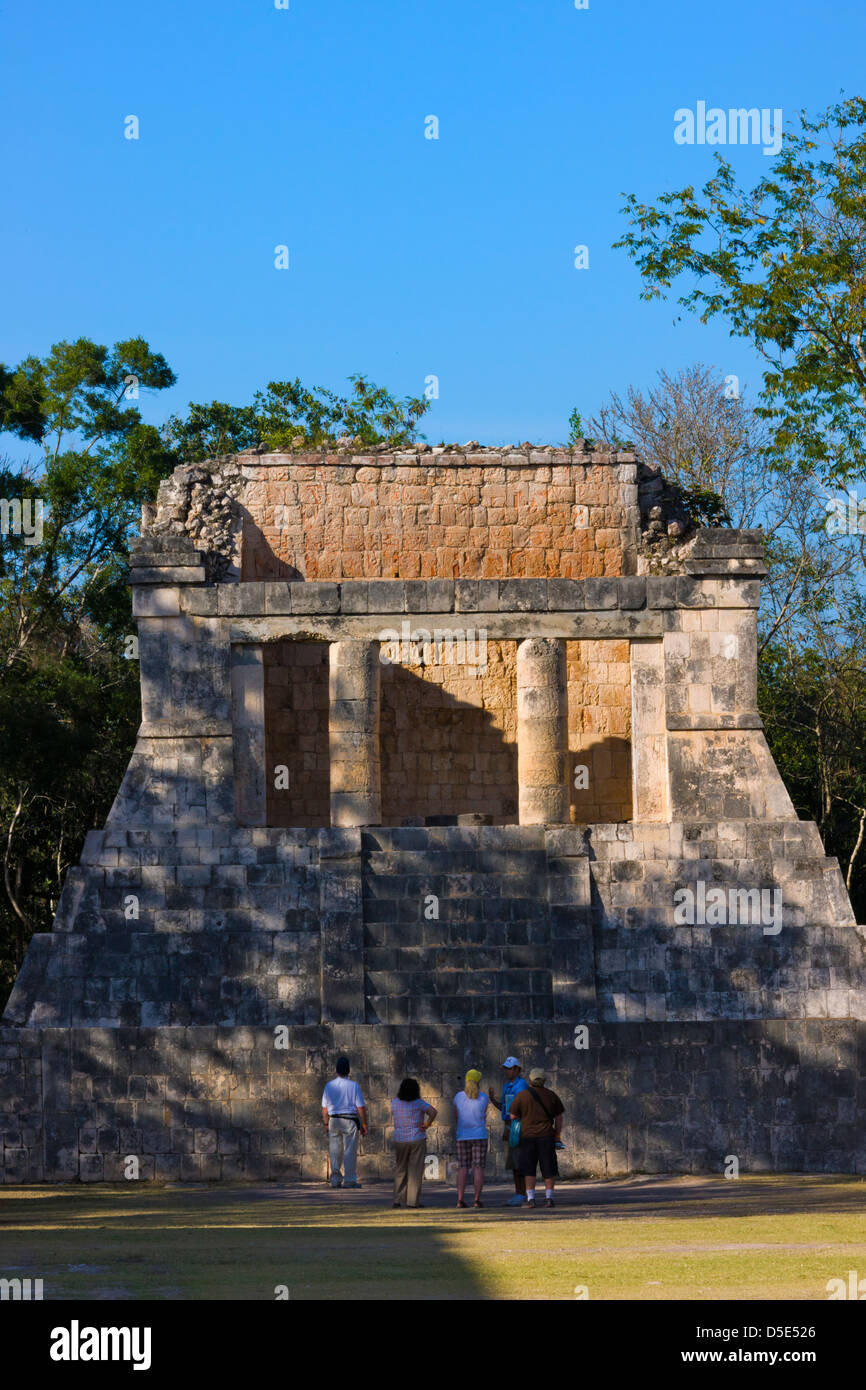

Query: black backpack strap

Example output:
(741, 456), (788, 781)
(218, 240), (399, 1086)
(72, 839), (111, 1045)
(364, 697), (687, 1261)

(527, 1087), (555, 1124)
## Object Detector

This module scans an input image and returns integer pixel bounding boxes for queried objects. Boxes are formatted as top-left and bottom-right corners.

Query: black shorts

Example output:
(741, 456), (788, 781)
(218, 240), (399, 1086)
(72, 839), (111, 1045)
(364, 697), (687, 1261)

(516, 1134), (559, 1180)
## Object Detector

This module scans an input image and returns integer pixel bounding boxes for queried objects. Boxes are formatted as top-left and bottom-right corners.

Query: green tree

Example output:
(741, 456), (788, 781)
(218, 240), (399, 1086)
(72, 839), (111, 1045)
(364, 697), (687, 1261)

(0, 337), (177, 1002)
(760, 635), (866, 919)
(567, 408), (585, 447)
(0, 337), (176, 672)
(165, 373), (431, 462)
(614, 96), (866, 491)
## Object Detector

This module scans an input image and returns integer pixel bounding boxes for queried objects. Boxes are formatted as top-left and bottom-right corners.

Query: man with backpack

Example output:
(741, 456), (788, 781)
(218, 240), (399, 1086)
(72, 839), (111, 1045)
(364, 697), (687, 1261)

(488, 1056), (530, 1207)
(508, 1066), (565, 1210)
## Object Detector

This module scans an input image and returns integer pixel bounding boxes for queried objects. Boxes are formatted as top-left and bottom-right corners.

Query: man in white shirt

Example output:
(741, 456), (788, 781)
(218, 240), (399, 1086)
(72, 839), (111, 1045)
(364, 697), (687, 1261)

(321, 1056), (368, 1188)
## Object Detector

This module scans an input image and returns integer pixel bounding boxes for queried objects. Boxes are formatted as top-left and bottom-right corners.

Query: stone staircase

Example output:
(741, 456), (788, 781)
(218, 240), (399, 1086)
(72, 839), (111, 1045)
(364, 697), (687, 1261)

(361, 827), (555, 1025)
(5, 819), (861, 1033)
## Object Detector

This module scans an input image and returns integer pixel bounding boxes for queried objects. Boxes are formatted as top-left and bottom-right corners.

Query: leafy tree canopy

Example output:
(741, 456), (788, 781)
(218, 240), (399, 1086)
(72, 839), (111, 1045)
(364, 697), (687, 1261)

(0, 337), (177, 673)
(164, 373), (431, 463)
(614, 96), (866, 489)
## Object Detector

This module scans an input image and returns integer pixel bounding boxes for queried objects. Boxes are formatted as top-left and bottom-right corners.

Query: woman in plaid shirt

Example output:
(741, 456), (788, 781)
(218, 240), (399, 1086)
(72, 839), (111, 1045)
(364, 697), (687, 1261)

(390, 1078), (437, 1208)
(453, 1069), (490, 1208)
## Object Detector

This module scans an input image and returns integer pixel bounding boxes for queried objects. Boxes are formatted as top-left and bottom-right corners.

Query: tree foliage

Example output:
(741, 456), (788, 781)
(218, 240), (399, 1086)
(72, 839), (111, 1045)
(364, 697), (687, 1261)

(0, 337), (177, 998)
(164, 374), (431, 462)
(614, 97), (866, 489)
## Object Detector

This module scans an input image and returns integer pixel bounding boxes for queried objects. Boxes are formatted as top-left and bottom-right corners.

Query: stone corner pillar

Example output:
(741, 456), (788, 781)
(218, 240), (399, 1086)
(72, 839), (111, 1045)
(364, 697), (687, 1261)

(230, 643), (267, 826)
(328, 640), (382, 828)
(629, 638), (669, 822)
(516, 637), (569, 825)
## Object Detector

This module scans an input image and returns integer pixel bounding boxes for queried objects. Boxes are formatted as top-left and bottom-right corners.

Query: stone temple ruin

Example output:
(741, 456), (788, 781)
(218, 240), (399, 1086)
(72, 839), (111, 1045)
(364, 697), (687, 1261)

(2, 443), (864, 1182)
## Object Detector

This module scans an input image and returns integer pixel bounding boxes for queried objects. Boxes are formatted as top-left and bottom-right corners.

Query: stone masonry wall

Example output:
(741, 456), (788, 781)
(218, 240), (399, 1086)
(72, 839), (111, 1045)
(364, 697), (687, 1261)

(237, 448), (639, 581)
(379, 639), (518, 825)
(567, 639), (632, 823)
(375, 637), (632, 826)
(264, 641), (330, 827)
(5, 1021), (866, 1183)
(4, 489), (860, 1184)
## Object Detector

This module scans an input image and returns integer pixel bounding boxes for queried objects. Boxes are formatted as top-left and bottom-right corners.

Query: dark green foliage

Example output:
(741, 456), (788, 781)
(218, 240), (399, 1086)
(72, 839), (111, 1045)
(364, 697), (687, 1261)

(0, 336), (177, 1005)
(614, 97), (866, 488)
(760, 639), (866, 920)
(165, 373), (431, 462)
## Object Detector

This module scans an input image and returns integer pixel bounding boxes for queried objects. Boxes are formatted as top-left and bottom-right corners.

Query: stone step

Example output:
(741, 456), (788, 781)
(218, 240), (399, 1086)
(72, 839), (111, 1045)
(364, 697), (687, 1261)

(365, 944), (549, 971)
(81, 845), (317, 868)
(363, 847), (547, 871)
(362, 826), (547, 852)
(364, 920), (550, 947)
(365, 994), (554, 1024)
(365, 967), (551, 997)
(362, 874), (547, 904)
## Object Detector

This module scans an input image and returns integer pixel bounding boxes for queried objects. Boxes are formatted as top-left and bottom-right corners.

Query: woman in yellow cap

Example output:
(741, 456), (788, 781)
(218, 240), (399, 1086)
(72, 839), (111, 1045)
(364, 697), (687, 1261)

(453, 1069), (490, 1208)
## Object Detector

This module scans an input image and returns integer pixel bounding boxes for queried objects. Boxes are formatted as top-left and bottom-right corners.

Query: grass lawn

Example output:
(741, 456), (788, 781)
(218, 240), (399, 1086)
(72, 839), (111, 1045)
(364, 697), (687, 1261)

(3, 1174), (866, 1300)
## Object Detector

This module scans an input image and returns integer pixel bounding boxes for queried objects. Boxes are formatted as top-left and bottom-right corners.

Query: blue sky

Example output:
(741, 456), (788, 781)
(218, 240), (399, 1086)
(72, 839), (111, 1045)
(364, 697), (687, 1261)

(2, 0), (864, 447)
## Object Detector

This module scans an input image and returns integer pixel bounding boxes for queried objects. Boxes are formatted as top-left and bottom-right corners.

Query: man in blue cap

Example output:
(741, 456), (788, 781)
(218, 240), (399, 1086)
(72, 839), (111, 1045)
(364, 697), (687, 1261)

(488, 1056), (530, 1206)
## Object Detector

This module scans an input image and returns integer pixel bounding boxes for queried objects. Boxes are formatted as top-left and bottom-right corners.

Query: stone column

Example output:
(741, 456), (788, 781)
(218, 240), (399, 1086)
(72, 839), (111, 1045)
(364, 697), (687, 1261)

(629, 639), (668, 822)
(516, 637), (569, 825)
(328, 640), (382, 827)
(230, 644), (267, 826)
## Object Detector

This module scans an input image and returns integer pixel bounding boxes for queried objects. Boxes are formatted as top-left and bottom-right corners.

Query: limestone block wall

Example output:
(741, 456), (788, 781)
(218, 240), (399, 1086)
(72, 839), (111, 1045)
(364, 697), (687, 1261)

(586, 820), (863, 1021)
(376, 637), (632, 826)
(5, 1021), (866, 1183)
(264, 641), (330, 827)
(379, 639), (519, 825)
(235, 446), (640, 581)
(567, 639), (632, 823)
(10, 821), (855, 1035)
(3, 828), (324, 1029)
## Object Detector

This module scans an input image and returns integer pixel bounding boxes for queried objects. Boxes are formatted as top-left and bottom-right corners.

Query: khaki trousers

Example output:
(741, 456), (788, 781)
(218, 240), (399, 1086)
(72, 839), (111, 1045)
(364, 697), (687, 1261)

(393, 1138), (426, 1207)
(328, 1116), (359, 1186)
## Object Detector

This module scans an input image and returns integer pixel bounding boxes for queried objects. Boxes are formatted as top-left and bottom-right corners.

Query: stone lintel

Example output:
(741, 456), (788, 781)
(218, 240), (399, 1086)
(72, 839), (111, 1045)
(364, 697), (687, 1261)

(667, 713), (764, 731)
(150, 574), (771, 623)
(129, 566), (207, 585)
(227, 611), (664, 645)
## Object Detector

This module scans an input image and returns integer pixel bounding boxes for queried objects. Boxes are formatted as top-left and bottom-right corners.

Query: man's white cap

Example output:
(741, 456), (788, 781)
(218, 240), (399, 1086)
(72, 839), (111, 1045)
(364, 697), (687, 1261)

(502, 1056), (521, 1068)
